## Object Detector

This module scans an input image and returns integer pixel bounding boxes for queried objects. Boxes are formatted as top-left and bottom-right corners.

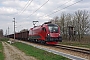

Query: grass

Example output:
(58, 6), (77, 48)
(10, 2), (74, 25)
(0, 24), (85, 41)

(60, 35), (90, 49)
(12, 42), (70, 60)
(0, 37), (9, 60)
(0, 42), (4, 60)
(0, 37), (9, 42)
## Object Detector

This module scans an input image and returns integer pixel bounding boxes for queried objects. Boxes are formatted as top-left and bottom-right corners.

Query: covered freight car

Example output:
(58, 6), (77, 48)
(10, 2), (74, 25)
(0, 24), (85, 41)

(8, 30), (29, 41)
(15, 31), (29, 40)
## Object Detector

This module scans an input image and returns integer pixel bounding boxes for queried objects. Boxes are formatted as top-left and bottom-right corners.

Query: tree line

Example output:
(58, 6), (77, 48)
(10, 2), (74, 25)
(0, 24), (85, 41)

(50, 10), (90, 41)
(0, 29), (3, 37)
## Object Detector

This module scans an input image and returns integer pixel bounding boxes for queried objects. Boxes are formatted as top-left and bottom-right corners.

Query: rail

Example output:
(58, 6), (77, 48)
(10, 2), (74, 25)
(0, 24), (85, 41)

(54, 44), (90, 54)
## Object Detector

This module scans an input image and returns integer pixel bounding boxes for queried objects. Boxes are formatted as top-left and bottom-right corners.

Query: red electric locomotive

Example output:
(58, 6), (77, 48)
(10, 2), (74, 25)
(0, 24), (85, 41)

(28, 22), (62, 45)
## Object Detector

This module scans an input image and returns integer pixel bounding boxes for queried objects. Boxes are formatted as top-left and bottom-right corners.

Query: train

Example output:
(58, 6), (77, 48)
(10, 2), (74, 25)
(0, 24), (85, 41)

(8, 22), (62, 45)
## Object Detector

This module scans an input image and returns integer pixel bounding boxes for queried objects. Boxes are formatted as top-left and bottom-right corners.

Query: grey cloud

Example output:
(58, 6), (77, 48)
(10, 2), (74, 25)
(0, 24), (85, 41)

(0, 0), (90, 34)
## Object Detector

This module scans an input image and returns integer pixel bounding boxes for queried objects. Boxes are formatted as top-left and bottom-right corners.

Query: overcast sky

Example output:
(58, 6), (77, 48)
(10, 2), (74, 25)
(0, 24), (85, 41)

(0, 0), (90, 35)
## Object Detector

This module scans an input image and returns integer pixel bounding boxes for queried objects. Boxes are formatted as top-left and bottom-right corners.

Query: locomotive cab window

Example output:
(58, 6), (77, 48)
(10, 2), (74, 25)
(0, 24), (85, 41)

(48, 24), (58, 33)
(42, 27), (46, 32)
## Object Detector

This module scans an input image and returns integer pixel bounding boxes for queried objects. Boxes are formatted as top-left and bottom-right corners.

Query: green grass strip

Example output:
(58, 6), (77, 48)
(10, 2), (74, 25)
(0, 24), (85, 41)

(0, 42), (4, 60)
(12, 42), (70, 60)
(0, 37), (9, 42)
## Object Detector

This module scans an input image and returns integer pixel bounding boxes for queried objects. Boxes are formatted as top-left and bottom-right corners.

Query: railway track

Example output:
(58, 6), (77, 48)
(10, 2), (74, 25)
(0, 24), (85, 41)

(14, 38), (90, 54)
(24, 40), (90, 54)
(18, 40), (87, 60)
(53, 44), (90, 54)
(12, 38), (90, 54)
(10, 39), (89, 59)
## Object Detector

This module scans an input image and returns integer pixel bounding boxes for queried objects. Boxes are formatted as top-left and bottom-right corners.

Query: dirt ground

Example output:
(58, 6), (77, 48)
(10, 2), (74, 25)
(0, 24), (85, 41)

(2, 42), (37, 60)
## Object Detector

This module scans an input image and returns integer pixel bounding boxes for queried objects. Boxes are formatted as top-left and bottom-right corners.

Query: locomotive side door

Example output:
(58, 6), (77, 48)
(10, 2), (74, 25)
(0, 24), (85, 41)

(42, 27), (47, 40)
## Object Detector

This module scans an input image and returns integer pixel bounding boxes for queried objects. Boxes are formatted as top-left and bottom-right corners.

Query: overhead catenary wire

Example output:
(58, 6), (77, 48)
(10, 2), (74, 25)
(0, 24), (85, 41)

(26, 0), (71, 20)
(37, 0), (83, 19)
(46, 0), (83, 17)
(27, 0), (49, 18)
(34, 0), (73, 20)
(14, 0), (83, 32)
(56, 0), (72, 8)
(18, 0), (30, 15)
(18, 0), (33, 16)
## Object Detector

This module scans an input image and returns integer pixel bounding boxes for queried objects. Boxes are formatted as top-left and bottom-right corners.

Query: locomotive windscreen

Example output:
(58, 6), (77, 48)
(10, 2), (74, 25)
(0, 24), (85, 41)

(48, 24), (59, 33)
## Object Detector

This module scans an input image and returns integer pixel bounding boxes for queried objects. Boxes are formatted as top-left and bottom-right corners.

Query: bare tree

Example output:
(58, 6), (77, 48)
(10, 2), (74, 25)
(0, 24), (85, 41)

(59, 13), (66, 38)
(0, 29), (3, 37)
(65, 13), (72, 40)
(74, 10), (90, 41)
(50, 10), (90, 42)
(50, 16), (59, 24)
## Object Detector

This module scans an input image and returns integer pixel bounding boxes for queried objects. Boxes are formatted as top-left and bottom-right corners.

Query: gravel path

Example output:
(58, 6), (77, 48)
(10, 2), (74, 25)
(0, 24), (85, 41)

(2, 42), (37, 60)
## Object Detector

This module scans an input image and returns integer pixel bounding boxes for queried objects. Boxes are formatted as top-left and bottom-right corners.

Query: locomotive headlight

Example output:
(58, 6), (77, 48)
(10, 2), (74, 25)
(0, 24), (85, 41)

(59, 34), (62, 37)
(59, 34), (60, 36)
(47, 34), (50, 37)
(48, 34), (50, 36)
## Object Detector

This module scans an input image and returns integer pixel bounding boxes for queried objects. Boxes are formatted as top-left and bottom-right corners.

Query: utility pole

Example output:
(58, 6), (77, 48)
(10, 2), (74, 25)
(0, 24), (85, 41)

(13, 18), (15, 41)
(6, 29), (7, 37)
(8, 27), (9, 38)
